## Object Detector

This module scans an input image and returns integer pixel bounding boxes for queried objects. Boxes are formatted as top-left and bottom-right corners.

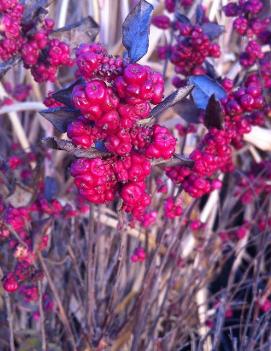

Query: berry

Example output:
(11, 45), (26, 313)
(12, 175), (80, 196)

(3, 273), (19, 292)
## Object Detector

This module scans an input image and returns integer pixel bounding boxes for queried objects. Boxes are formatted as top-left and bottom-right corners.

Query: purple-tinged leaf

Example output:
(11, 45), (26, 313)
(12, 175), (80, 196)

(202, 23), (224, 40)
(0, 57), (20, 80)
(122, 0), (154, 62)
(42, 137), (110, 159)
(44, 176), (58, 202)
(174, 154), (195, 167)
(21, 0), (48, 30)
(52, 79), (83, 108)
(174, 98), (201, 123)
(204, 60), (219, 80)
(39, 107), (80, 133)
(7, 183), (33, 207)
(189, 75), (226, 110)
(175, 13), (191, 24)
(153, 154), (194, 167)
(53, 17), (99, 48)
(204, 94), (224, 130)
(151, 85), (194, 118)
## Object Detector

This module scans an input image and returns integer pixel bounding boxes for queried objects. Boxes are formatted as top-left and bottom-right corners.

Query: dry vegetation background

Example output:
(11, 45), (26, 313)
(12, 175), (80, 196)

(0, 0), (271, 351)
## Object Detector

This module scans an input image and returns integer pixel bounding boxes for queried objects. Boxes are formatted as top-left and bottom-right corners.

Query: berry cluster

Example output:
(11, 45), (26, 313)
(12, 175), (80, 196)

(169, 24), (220, 77)
(167, 73), (267, 198)
(224, 0), (268, 37)
(0, 0), (24, 61)
(56, 44), (177, 219)
(0, 1), (73, 82)
(164, 196), (182, 219)
(153, 12), (221, 81)
(224, 0), (270, 68)
(239, 40), (263, 68)
(75, 43), (124, 81)
(20, 19), (73, 82)
(222, 74), (266, 148)
(166, 128), (231, 198)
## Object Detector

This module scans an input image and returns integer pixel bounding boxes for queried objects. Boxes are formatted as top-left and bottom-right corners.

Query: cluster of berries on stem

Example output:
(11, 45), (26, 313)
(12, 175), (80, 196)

(53, 43), (177, 220)
(0, 0), (73, 82)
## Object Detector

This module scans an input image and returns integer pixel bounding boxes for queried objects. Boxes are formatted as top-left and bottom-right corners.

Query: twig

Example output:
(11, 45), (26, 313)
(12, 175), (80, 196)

(38, 253), (78, 351)
(86, 208), (96, 343)
(38, 281), (47, 351)
(0, 102), (45, 115)
(5, 292), (16, 351)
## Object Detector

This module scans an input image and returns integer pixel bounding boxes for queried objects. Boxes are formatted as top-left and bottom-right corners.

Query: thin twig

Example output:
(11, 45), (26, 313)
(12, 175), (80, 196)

(38, 253), (78, 351)
(5, 292), (15, 351)
(38, 281), (47, 351)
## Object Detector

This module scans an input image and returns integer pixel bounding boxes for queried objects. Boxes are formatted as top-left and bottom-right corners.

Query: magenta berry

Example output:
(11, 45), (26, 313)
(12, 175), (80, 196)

(3, 273), (19, 292)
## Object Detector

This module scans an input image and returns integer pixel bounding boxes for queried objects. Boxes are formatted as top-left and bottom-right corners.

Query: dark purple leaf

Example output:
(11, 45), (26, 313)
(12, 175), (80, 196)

(151, 85), (194, 118)
(122, 0), (154, 62)
(42, 137), (110, 159)
(173, 98), (201, 123)
(0, 57), (20, 80)
(175, 13), (191, 24)
(21, 0), (48, 30)
(204, 60), (219, 80)
(44, 176), (58, 201)
(39, 107), (80, 133)
(153, 154), (195, 167)
(52, 79), (83, 108)
(202, 23), (224, 40)
(53, 17), (99, 48)
(204, 94), (224, 130)
(189, 75), (226, 110)
(174, 154), (195, 167)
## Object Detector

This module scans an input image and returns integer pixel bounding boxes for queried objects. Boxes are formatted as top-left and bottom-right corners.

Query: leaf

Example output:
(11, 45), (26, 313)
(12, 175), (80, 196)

(204, 60), (219, 80)
(21, 0), (48, 29)
(174, 154), (195, 167)
(151, 85), (194, 118)
(53, 17), (99, 48)
(7, 184), (33, 207)
(52, 79), (82, 108)
(175, 13), (191, 24)
(122, 0), (154, 62)
(39, 107), (80, 133)
(173, 98), (201, 123)
(42, 137), (110, 159)
(189, 75), (226, 110)
(202, 23), (224, 40)
(204, 94), (224, 130)
(0, 57), (20, 80)
(44, 176), (58, 201)
(153, 154), (194, 167)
